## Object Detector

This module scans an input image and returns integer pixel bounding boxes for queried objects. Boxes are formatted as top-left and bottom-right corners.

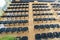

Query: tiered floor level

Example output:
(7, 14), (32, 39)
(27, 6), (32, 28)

(0, 1), (60, 40)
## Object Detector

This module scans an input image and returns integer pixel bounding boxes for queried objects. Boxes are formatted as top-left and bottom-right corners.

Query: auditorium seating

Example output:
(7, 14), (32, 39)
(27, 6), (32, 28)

(33, 13), (53, 16)
(34, 24), (60, 29)
(35, 32), (60, 40)
(33, 6), (48, 8)
(0, 27), (28, 34)
(1, 14), (28, 17)
(34, 18), (56, 21)
(0, 20), (28, 24)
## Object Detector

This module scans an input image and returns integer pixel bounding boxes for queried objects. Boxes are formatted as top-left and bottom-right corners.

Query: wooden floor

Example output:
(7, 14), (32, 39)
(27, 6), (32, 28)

(0, 1), (60, 40)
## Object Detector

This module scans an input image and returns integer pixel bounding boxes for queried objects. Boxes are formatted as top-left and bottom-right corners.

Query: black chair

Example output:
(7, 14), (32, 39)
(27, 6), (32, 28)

(5, 28), (11, 33)
(21, 36), (28, 40)
(58, 32), (60, 38)
(56, 24), (60, 28)
(35, 34), (41, 40)
(34, 25), (40, 29)
(40, 25), (45, 29)
(21, 27), (28, 32)
(17, 27), (22, 33)
(50, 24), (55, 28)
(11, 27), (17, 33)
(0, 28), (6, 33)
(45, 24), (50, 29)
(47, 32), (54, 38)
(53, 32), (59, 38)
(23, 20), (28, 23)
(41, 33), (47, 39)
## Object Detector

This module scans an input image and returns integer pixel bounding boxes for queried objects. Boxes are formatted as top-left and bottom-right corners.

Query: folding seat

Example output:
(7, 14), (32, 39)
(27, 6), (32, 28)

(11, 27), (17, 33)
(35, 34), (41, 40)
(41, 33), (47, 39)
(56, 24), (60, 28)
(17, 27), (22, 33)
(21, 36), (28, 40)
(40, 25), (45, 29)
(0, 28), (6, 33)
(34, 25), (40, 29)
(53, 32), (59, 38)
(58, 32), (60, 38)
(50, 24), (55, 28)
(34, 18), (39, 21)
(45, 24), (50, 29)
(21, 27), (28, 32)
(47, 32), (54, 38)
(2, 21), (7, 24)
(23, 20), (28, 23)
(5, 28), (11, 33)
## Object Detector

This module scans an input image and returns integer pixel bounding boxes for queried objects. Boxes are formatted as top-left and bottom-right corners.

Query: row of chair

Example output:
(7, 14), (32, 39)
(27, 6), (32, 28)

(38, 0), (55, 2)
(33, 13), (53, 16)
(16, 36), (28, 40)
(52, 6), (60, 8)
(34, 24), (60, 29)
(33, 9), (51, 11)
(33, 6), (48, 8)
(11, 0), (34, 3)
(4, 10), (28, 13)
(0, 27), (28, 33)
(8, 7), (28, 9)
(10, 3), (29, 6)
(32, 4), (47, 5)
(35, 32), (60, 40)
(34, 18), (56, 21)
(0, 20), (28, 24)
(1, 14), (28, 17)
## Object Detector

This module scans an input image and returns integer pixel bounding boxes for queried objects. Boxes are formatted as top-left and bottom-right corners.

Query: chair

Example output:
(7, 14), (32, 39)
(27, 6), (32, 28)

(23, 20), (28, 23)
(11, 27), (17, 33)
(21, 36), (28, 40)
(45, 24), (50, 29)
(21, 27), (28, 32)
(50, 24), (55, 28)
(53, 32), (59, 38)
(41, 33), (47, 39)
(35, 34), (41, 40)
(17, 27), (22, 33)
(34, 25), (40, 29)
(40, 25), (45, 29)
(0, 28), (6, 33)
(47, 32), (54, 38)
(5, 28), (11, 33)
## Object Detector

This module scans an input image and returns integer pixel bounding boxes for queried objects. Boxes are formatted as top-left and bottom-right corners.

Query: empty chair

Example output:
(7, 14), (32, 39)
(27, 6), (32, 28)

(50, 24), (55, 28)
(47, 32), (54, 38)
(34, 25), (40, 29)
(0, 28), (6, 33)
(58, 32), (60, 38)
(21, 36), (28, 40)
(41, 33), (47, 39)
(21, 27), (28, 32)
(23, 20), (28, 23)
(45, 24), (50, 29)
(17, 27), (22, 33)
(53, 32), (59, 38)
(11, 27), (17, 33)
(40, 25), (45, 29)
(5, 28), (11, 33)
(35, 34), (41, 40)
(56, 24), (60, 28)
